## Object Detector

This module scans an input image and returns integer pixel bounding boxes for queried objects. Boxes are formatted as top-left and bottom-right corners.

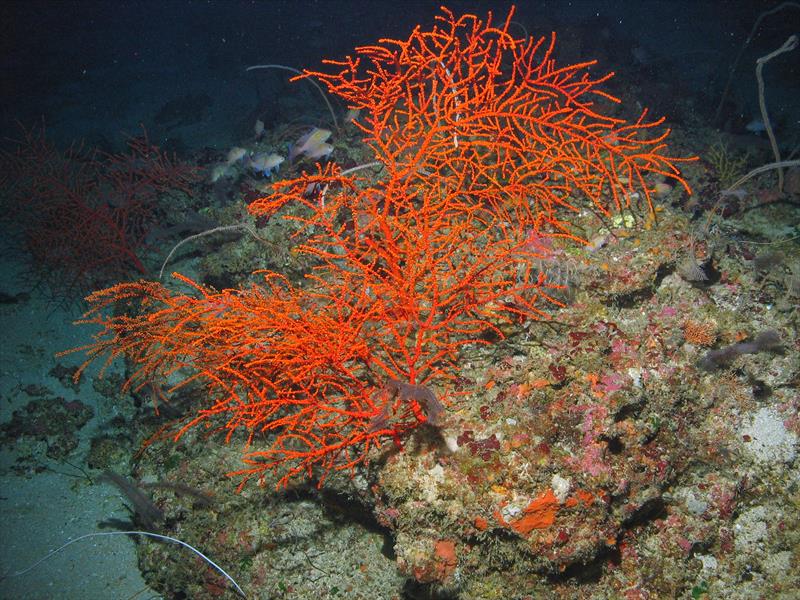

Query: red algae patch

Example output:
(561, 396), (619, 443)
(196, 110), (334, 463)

(495, 489), (560, 535)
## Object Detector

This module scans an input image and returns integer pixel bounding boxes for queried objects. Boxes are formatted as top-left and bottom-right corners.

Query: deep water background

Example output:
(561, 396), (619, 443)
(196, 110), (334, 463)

(1, 0), (798, 154)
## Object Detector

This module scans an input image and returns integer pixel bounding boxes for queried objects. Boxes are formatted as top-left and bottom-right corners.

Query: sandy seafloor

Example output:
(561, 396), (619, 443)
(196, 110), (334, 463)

(0, 2), (255, 595)
(0, 248), (159, 598)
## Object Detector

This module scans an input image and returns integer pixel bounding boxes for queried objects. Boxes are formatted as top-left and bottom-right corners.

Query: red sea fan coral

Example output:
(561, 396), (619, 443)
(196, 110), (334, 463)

(67, 6), (693, 488)
(1, 123), (198, 297)
(72, 270), (433, 488)
(304, 6), (693, 239)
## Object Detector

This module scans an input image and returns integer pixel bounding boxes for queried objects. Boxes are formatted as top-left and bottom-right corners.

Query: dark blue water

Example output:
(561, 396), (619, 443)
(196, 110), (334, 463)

(2, 1), (796, 151)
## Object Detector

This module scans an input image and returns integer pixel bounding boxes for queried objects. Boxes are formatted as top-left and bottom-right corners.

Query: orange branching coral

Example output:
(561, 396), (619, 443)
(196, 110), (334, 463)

(74, 159), (555, 486)
(683, 319), (717, 347)
(73, 271), (427, 487)
(250, 163), (558, 384)
(304, 6), (693, 240)
(70, 6), (693, 488)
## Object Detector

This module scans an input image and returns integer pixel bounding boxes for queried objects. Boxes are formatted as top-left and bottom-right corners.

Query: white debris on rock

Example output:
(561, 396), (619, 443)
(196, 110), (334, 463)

(734, 506), (768, 553)
(741, 407), (797, 465)
(695, 553), (717, 572)
(673, 486), (708, 516)
(551, 474), (571, 503)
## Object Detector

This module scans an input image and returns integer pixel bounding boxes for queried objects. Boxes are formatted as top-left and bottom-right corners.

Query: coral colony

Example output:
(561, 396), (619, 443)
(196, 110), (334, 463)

(70, 6), (692, 488)
(3, 125), (199, 295)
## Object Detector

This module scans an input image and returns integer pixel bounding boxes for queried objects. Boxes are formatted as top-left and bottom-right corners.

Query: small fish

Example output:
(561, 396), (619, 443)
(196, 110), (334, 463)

(254, 119), (265, 138)
(653, 181), (672, 197)
(289, 127), (332, 162)
(586, 233), (609, 252)
(304, 142), (333, 161)
(344, 108), (360, 124)
(225, 146), (248, 165)
(209, 163), (234, 183)
(248, 152), (284, 177)
(720, 188), (748, 201)
(631, 45), (650, 65)
(745, 118), (766, 134)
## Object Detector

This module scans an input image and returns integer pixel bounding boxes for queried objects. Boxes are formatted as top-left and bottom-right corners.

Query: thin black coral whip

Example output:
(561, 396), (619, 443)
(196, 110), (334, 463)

(2, 530), (247, 598)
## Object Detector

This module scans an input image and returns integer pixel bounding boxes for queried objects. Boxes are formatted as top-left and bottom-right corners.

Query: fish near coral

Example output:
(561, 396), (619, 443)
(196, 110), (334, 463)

(225, 146), (248, 166)
(344, 108), (360, 124)
(209, 163), (235, 183)
(304, 142), (333, 161)
(289, 127), (332, 162)
(248, 152), (284, 177)
(698, 330), (782, 371)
